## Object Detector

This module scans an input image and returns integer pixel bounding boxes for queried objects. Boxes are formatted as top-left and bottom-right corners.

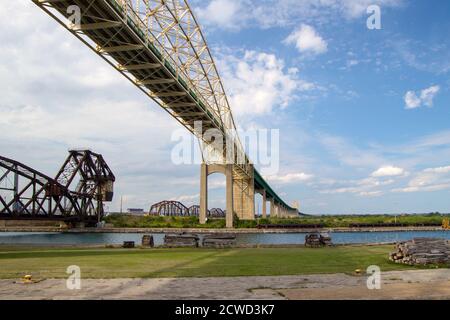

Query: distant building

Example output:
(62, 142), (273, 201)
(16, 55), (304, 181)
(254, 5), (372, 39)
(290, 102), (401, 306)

(127, 208), (145, 215)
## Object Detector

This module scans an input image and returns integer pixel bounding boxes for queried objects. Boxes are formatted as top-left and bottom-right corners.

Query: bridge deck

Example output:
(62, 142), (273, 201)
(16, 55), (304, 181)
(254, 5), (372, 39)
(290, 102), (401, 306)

(34, 0), (297, 212)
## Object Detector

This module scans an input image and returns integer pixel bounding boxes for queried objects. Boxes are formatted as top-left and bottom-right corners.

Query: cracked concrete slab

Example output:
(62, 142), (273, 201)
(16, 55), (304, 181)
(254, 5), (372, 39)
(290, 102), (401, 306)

(0, 269), (448, 300)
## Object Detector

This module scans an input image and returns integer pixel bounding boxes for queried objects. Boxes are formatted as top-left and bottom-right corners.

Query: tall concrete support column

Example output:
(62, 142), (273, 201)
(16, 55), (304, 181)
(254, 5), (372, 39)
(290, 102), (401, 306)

(200, 163), (235, 228)
(262, 189), (267, 218)
(248, 177), (255, 219)
(270, 198), (275, 217)
(225, 164), (233, 228)
(200, 163), (208, 224)
(232, 164), (255, 220)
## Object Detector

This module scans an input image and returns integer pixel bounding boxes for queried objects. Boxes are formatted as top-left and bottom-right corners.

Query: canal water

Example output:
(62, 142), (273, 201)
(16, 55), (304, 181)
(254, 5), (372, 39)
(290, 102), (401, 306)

(0, 230), (449, 246)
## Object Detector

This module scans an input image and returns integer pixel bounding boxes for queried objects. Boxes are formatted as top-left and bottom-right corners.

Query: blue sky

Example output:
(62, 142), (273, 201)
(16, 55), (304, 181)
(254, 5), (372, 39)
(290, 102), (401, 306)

(0, 0), (449, 214)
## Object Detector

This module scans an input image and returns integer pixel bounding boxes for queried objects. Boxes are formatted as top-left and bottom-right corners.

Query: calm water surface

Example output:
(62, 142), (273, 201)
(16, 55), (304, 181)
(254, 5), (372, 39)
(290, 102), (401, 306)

(0, 230), (449, 246)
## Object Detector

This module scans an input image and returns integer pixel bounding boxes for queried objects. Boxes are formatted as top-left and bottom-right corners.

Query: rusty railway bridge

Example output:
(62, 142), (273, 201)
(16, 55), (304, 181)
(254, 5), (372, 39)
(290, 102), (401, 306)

(0, 150), (115, 225)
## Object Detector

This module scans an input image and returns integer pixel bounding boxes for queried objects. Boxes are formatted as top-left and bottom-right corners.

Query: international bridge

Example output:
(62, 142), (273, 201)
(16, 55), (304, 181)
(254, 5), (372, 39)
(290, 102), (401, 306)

(9, 0), (299, 227)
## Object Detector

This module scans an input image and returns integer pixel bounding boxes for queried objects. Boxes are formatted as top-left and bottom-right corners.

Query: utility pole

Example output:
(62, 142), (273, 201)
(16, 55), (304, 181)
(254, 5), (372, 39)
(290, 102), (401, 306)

(120, 196), (123, 214)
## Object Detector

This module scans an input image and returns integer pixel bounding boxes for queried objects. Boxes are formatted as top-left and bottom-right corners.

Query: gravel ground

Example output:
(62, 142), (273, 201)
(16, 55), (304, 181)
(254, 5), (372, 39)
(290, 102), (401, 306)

(0, 269), (449, 300)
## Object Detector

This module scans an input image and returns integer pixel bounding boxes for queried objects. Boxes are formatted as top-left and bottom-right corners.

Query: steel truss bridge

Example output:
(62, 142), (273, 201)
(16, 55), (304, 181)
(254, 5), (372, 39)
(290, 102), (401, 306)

(148, 200), (225, 218)
(0, 150), (115, 225)
(31, 0), (299, 227)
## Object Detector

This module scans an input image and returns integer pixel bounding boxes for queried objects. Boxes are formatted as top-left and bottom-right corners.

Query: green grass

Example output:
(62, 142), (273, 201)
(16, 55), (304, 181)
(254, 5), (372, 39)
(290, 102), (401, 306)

(104, 215), (226, 228)
(104, 212), (449, 229)
(0, 245), (432, 279)
(296, 212), (447, 228)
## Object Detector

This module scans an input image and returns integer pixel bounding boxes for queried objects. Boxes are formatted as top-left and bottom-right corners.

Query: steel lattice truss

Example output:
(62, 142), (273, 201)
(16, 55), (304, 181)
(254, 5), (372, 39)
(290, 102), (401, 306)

(33, 0), (250, 178)
(0, 150), (115, 222)
(149, 202), (222, 217)
(0, 155), (78, 218)
(187, 204), (200, 216)
(55, 150), (116, 215)
(149, 200), (189, 216)
(209, 207), (225, 218)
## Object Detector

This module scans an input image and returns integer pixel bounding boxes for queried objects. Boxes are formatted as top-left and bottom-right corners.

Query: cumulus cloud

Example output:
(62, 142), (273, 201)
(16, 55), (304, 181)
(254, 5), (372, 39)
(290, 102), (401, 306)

(392, 164), (450, 193)
(371, 165), (406, 177)
(404, 85), (440, 109)
(420, 85), (441, 107)
(265, 172), (314, 184)
(218, 50), (315, 116)
(196, 0), (244, 30)
(404, 91), (421, 109)
(423, 166), (450, 174)
(283, 24), (327, 55)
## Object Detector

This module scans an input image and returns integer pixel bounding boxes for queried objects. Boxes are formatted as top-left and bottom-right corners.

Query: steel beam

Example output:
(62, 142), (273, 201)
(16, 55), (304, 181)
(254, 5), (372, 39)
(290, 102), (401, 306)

(137, 78), (176, 85)
(70, 21), (122, 31)
(96, 44), (144, 53)
(119, 63), (161, 71)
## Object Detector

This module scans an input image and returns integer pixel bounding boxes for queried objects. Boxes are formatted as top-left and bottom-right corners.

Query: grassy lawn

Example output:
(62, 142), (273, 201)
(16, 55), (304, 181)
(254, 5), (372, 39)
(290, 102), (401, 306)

(0, 245), (429, 279)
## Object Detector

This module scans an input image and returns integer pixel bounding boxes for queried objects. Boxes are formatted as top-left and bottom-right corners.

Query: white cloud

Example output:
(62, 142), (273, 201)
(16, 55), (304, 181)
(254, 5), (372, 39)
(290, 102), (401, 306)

(171, 194), (199, 204)
(424, 166), (450, 174)
(340, 0), (403, 18)
(420, 85), (440, 107)
(265, 172), (314, 184)
(194, 0), (403, 30)
(319, 176), (393, 196)
(393, 164), (450, 193)
(196, 0), (243, 30)
(404, 85), (440, 109)
(358, 177), (396, 187)
(359, 191), (383, 197)
(218, 50), (315, 116)
(404, 91), (421, 109)
(284, 24), (327, 55)
(394, 184), (450, 193)
(346, 59), (359, 68)
(371, 165), (405, 177)
(319, 134), (384, 168)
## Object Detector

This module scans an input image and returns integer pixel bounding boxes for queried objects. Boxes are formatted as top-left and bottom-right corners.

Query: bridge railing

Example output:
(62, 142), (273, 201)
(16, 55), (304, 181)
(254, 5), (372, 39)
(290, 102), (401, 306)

(113, 0), (222, 128)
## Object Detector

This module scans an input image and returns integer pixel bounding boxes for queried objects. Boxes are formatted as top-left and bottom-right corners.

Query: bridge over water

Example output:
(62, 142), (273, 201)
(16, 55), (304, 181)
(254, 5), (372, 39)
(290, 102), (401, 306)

(31, 0), (299, 227)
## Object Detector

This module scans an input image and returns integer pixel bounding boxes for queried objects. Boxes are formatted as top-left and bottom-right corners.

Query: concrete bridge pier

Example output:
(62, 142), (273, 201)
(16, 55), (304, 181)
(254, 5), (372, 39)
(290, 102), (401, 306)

(269, 198), (275, 217)
(255, 189), (267, 218)
(200, 163), (255, 228)
(262, 189), (267, 218)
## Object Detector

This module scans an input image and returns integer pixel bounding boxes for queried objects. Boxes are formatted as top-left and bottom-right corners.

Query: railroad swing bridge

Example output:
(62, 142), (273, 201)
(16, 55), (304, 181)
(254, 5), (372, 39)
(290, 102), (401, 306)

(30, 0), (299, 227)
(0, 150), (115, 225)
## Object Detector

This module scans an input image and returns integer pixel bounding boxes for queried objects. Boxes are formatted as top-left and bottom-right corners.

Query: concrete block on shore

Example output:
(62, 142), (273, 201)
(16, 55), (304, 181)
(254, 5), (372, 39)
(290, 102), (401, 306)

(164, 233), (199, 247)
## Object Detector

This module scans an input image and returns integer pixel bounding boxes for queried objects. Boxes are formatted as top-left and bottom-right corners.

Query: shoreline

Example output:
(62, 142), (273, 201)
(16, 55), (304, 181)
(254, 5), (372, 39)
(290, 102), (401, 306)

(0, 242), (397, 249)
(0, 226), (445, 234)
